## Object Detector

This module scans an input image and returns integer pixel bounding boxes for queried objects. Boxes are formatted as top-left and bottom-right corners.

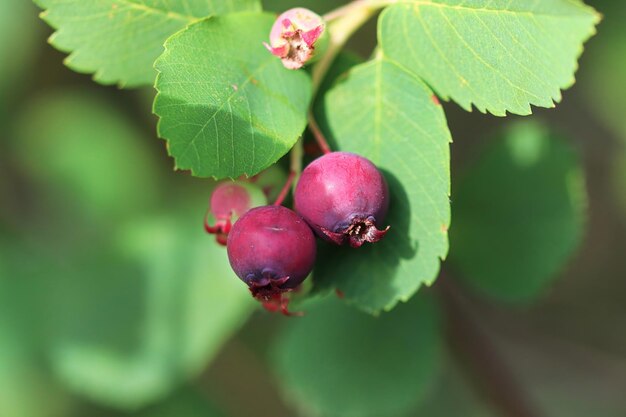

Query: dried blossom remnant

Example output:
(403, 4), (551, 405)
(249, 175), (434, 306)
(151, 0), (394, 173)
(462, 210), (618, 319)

(264, 8), (326, 70)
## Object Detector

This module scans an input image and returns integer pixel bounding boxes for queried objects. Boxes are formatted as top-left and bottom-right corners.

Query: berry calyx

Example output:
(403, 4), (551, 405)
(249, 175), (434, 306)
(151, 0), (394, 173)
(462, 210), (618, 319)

(264, 8), (327, 70)
(204, 181), (266, 245)
(294, 152), (390, 248)
(227, 205), (316, 314)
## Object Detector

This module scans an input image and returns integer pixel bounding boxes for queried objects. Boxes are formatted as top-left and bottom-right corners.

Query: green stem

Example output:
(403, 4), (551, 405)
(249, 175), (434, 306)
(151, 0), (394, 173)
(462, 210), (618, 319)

(312, 0), (391, 93)
(298, 1), (392, 167)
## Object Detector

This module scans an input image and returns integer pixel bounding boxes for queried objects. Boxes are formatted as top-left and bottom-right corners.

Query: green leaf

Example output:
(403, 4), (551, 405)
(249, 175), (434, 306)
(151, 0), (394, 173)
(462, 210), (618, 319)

(379, 0), (600, 116)
(273, 293), (442, 417)
(0, 243), (74, 417)
(154, 13), (312, 179)
(449, 122), (587, 302)
(36, 0), (261, 87)
(0, 326), (72, 417)
(317, 57), (451, 313)
(12, 91), (160, 224)
(46, 214), (255, 409)
(134, 389), (226, 417)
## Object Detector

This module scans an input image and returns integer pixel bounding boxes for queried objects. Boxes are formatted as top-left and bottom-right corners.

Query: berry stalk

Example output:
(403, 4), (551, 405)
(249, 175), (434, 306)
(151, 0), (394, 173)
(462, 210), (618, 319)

(307, 110), (332, 155)
(273, 170), (296, 206)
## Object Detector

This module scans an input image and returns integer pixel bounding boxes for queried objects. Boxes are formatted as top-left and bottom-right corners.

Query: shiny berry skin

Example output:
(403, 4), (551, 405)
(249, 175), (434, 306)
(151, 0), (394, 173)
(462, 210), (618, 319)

(227, 205), (316, 301)
(204, 181), (266, 245)
(294, 151), (390, 248)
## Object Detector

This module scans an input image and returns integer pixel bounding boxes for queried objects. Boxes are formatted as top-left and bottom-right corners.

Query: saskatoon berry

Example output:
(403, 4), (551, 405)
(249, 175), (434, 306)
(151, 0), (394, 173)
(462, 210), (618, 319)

(204, 181), (266, 246)
(227, 205), (316, 307)
(295, 151), (390, 248)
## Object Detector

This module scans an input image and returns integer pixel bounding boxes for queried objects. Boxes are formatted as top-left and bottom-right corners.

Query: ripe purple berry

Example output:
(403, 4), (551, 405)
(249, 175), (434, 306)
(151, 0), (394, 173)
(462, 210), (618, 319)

(227, 205), (316, 310)
(295, 152), (390, 248)
(204, 181), (266, 245)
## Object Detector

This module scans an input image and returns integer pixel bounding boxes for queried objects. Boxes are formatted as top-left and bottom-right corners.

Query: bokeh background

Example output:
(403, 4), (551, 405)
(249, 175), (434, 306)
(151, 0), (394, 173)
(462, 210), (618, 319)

(1, 1), (625, 416)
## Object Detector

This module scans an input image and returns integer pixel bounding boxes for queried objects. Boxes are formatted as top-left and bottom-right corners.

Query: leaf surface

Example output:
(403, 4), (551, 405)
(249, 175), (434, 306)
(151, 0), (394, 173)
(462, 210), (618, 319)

(46, 215), (255, 409)
(273, 294), (442, 417)
(317, 57), (451, 313)
(154, 13), (312, 178)
(35, 0), (260, 86)
(449, 122), (586, 302)
(380, 0), (600, 115)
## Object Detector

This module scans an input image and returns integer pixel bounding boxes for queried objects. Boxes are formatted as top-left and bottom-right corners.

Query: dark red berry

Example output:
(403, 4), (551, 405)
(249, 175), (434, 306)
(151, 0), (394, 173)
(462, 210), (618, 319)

(204, 181), (266, 245)
(294, 151), (389, 248)
(227, 205), (316, 308)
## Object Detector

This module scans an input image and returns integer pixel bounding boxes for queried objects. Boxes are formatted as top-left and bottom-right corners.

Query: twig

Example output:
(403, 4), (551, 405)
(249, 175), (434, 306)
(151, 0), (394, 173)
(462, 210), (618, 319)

(273, 170), (296, 206)
(307, 110), (332, 155)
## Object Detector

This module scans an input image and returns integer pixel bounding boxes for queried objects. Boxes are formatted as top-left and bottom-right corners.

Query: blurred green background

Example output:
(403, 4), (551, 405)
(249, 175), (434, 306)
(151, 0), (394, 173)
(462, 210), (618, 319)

(1, 1), (625, 416)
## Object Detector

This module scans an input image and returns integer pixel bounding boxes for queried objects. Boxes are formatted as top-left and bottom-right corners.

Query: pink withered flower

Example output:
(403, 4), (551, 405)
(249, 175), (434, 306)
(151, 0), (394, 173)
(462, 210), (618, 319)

(264, 8), (326, 70)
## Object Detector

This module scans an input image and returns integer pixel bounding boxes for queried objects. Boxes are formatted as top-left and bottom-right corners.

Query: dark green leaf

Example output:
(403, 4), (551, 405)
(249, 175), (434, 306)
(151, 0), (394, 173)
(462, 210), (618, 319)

(273, 293), (442, 417)
(449, 122), (587, 302)
(134, 388), (226, 417)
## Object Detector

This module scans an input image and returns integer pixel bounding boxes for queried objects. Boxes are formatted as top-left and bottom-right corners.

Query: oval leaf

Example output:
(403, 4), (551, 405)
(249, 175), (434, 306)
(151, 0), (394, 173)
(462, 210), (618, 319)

(318, 58), (451, 313)
(273, 294), (442, 417)
(35, 0), (261, 87)
(154, 13), (312, 179)
(449, 122), (587, 302)
(380, 0), (600, 116)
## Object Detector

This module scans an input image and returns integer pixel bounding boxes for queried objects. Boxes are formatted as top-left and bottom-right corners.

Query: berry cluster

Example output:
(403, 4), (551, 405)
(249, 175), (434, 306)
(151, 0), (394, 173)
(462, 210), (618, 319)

(204, 9), (389, 315)
(206, 152), (389, 315)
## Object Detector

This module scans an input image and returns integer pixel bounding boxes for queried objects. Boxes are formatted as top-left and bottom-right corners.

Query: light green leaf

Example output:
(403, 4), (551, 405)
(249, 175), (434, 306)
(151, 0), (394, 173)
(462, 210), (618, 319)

(46, 214), (255, 409)
(35, 0), (261, 87)
(0, 243), (74, 417)
(12, 91), (159, 224)
(273, 294), (442, 417)
(449, 122), (587, 302)
(154, 13), (312, 179)
(0, 326), (73, 417)
(380, 0), (600, 116)
(317, 57), (451, 313)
